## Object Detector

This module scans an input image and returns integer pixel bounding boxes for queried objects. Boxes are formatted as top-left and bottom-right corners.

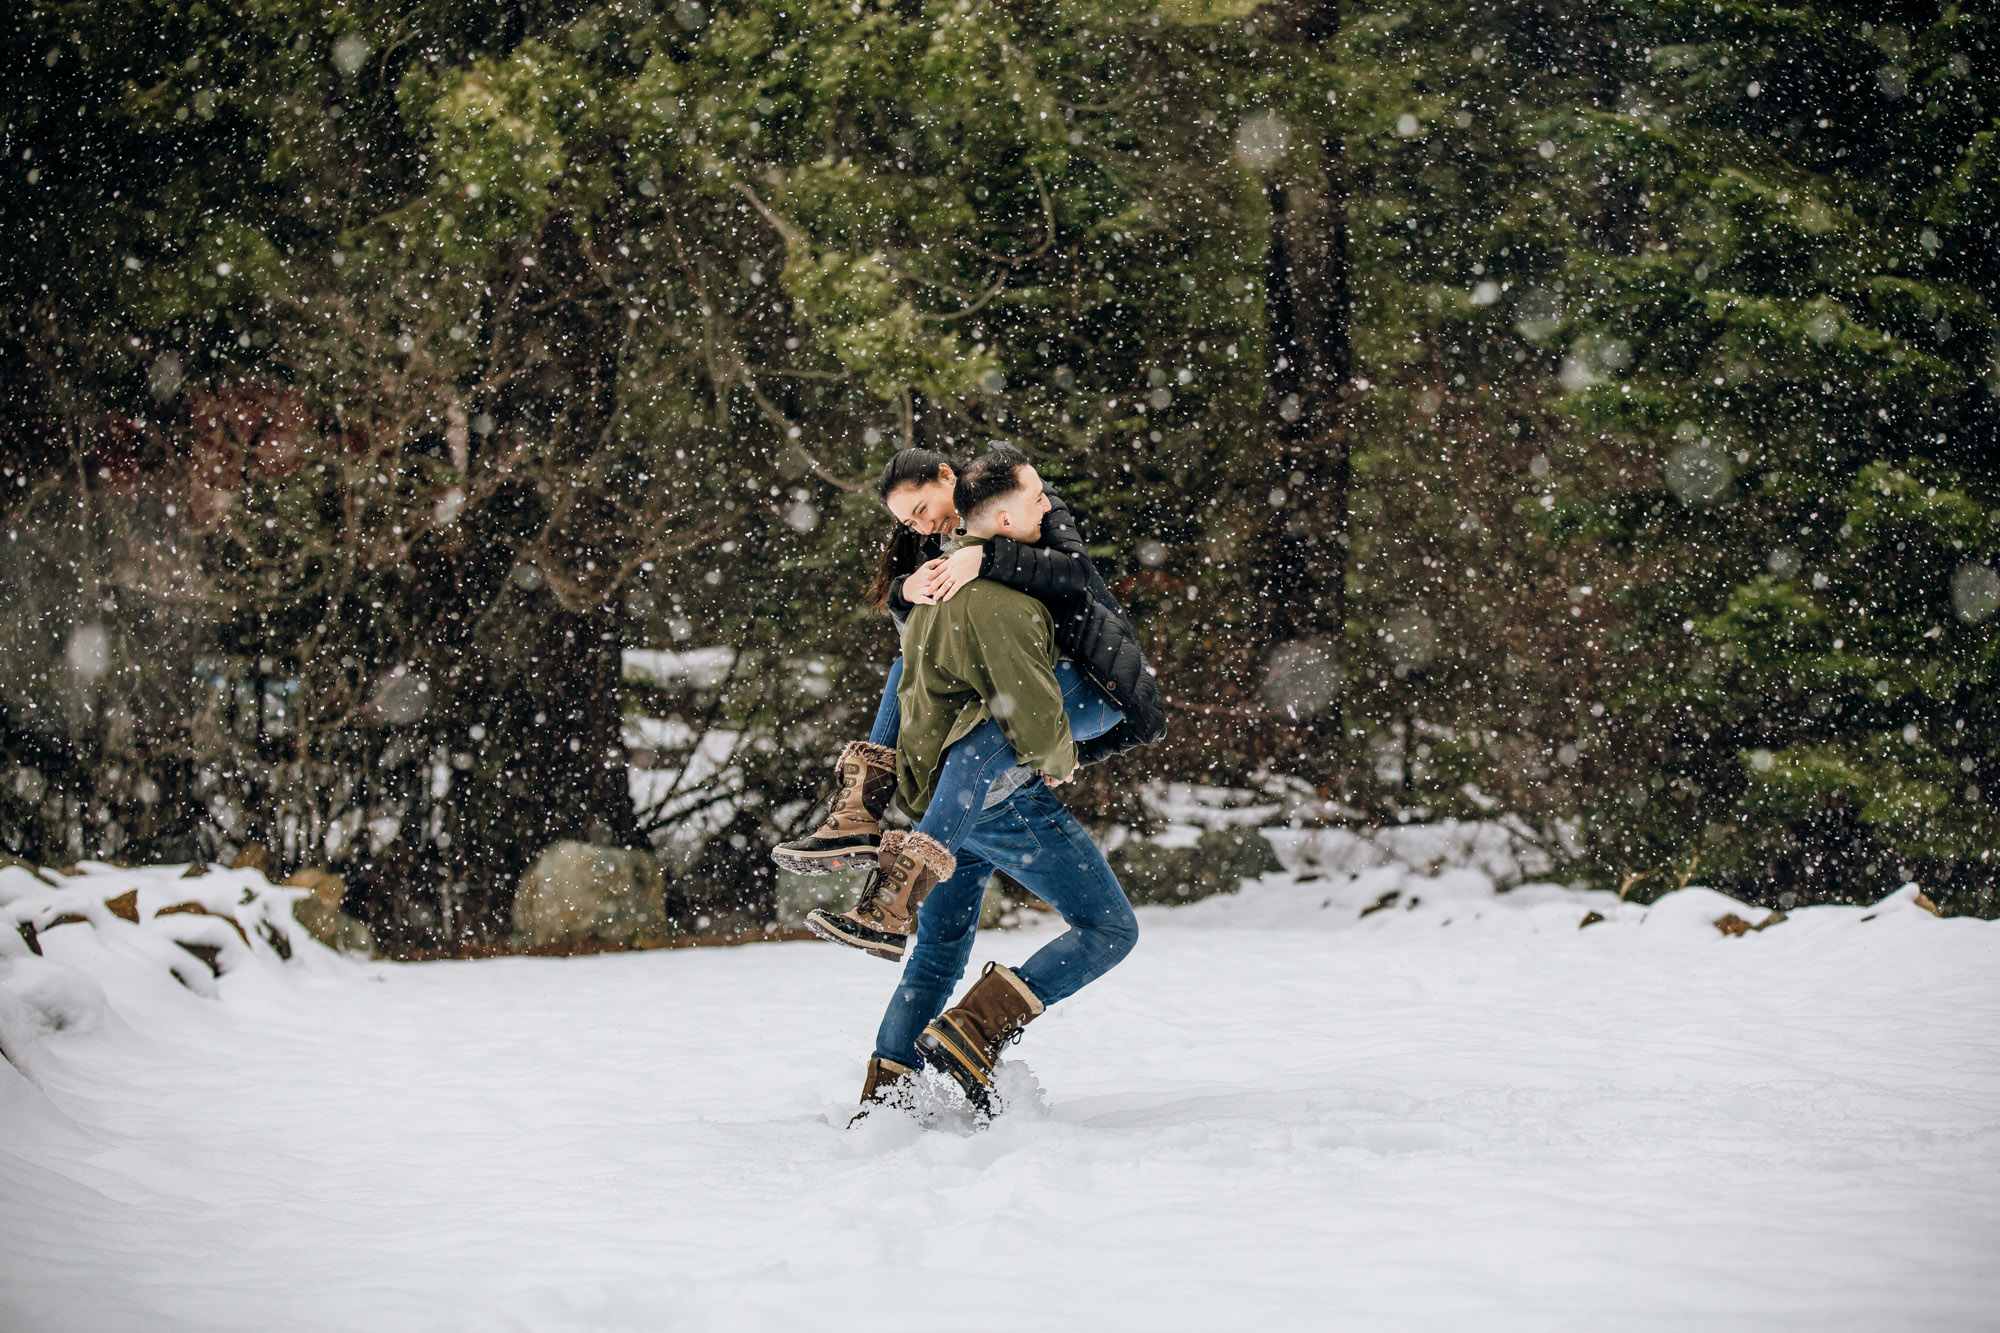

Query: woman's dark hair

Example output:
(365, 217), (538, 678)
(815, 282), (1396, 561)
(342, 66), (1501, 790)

(868, 447), (955, 608)
(952, 443), (1030, 526)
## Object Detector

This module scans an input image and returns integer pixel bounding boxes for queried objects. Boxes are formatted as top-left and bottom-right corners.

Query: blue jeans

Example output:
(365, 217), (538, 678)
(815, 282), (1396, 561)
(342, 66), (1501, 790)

(914, 660), (1123, 855)
(874, 781), (1138, 1070)
(866, 657), (905, 748)
(867, 655), (1123, 855)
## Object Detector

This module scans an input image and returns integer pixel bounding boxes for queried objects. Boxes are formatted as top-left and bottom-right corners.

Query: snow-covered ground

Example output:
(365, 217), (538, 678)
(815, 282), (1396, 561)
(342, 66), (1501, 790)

(4, 853), (1999, 1332)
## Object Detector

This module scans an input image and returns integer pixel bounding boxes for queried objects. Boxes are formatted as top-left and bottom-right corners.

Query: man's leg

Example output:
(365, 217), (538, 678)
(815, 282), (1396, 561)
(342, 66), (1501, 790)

(914, 784), (1137, 1108)
(910, 720), (1024, 851)
(981, 782), (1138, 1005)
(871, 851), (995, 1069)
(914, 663), (1124, 857)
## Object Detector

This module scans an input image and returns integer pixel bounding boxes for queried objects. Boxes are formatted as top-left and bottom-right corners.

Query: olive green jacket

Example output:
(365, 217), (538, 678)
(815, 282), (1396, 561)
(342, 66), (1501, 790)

(895, 560), (1077, 817)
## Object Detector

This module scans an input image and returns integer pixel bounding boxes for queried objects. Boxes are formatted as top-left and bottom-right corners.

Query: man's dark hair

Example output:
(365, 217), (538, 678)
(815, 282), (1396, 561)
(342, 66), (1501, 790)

(953, 443), (1030, 526)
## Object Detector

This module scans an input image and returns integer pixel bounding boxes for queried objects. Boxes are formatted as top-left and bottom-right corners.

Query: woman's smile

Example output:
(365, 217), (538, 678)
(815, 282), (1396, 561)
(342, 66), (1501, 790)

(886, 475), (959, 535)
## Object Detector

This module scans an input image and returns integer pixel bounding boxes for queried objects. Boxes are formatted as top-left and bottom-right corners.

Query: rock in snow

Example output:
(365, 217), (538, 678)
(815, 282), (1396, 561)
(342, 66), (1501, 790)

(512, 840), (669, 948)
(282, 868), (374, 954)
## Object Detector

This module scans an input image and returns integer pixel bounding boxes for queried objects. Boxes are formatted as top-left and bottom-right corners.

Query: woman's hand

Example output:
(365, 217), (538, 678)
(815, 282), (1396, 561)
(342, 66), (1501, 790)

(903, 558), (948, 605)
(927, 546), (985, 602)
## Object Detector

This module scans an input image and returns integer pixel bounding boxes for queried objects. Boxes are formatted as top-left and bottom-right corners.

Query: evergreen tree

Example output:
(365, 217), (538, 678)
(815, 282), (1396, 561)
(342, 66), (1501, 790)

(1555, 2), (2000, 911)
(2, 2), (718, 942)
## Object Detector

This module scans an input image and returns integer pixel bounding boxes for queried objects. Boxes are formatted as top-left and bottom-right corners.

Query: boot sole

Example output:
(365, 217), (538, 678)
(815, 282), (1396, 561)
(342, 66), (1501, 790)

(915, 1018), (994, 1115)
(770, 840), (883, 876)
(803, 909), (908, 961)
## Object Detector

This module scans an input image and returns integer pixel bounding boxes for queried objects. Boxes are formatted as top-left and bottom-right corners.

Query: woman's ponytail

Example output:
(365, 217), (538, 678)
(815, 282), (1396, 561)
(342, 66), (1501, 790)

(869, 524), (929, 608)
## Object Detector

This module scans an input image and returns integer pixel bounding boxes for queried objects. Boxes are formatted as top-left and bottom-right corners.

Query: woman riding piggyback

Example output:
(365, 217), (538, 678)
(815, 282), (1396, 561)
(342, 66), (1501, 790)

(775, 443), (1166, 961)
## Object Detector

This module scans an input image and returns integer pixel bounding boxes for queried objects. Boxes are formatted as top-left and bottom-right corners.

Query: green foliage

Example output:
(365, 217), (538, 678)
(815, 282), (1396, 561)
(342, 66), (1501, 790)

(7, 0), (1998, 934)
(1545, 2), (2000, 911)
(1108, 826), (1284, 906)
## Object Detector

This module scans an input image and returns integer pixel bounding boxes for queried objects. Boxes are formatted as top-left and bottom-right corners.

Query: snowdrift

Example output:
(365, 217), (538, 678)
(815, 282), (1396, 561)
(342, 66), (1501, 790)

(0, 862), (342, 1082)
(0, 831), (1959, 1088)
(1169, 822), (1953, 943)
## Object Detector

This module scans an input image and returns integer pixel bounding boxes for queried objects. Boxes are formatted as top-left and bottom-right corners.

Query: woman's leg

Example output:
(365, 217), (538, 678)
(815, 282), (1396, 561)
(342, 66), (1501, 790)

(1057, 661), (1125, 744)
(913, 662), (1125, 857)
(873, 852), (994, 1069)
(866, 656), (905, 748)
(773, 656), (902, 873)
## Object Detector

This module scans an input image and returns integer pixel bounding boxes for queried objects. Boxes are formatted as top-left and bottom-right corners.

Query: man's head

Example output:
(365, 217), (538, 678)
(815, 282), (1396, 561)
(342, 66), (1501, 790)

(954, 444), (1050, 543)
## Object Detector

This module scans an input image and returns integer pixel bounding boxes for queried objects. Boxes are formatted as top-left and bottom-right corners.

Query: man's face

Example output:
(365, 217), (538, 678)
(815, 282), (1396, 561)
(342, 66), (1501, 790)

(994, 465), (1051, 544)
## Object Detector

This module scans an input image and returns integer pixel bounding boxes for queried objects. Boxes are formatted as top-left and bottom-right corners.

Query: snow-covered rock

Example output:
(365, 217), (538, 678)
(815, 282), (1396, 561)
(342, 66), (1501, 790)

(0, 861), (334, 1082)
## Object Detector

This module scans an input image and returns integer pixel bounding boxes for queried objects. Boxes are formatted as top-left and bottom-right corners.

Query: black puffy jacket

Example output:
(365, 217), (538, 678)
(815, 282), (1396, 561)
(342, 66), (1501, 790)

(886, 495), (1166, 763)
(945, 493), (1167, 766)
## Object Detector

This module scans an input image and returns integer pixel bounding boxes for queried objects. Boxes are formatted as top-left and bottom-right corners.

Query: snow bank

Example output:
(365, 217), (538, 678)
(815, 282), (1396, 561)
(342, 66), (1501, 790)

(1126, 790), (1953, 947)
(1163, 829), (1950, 943)
(0, 861), (338, 1082)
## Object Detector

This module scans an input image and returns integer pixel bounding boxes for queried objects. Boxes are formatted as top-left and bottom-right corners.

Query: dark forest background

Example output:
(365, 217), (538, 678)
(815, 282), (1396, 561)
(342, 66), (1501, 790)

(4, 0), (1996, 951)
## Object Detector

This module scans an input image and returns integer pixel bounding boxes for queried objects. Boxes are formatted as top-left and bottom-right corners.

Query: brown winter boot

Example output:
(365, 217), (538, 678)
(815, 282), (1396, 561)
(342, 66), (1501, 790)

(772, 741), (897, 875)
(803, 830), (955, 962)
(915, 961), (1045, 1114)
(848, 1056), (916, 1126)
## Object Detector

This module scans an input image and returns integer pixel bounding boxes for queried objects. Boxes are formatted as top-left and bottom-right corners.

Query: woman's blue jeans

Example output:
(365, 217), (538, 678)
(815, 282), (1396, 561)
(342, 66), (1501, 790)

(866, 656), (905, 748)
(873, 780), (1138, 1071)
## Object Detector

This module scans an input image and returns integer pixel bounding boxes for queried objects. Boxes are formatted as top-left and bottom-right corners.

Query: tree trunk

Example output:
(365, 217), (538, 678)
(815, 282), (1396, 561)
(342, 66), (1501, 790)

(367, 215), (642, 951)
(1255, 0), (1353, 792)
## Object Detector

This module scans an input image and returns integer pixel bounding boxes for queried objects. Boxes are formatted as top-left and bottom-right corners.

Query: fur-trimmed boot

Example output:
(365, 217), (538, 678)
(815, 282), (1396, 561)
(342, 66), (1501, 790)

(772, 741), (897, 874)
(803, 830), (955, 961)
(915, 961), (1045, 1114)
(847, 1056), (916, 1126)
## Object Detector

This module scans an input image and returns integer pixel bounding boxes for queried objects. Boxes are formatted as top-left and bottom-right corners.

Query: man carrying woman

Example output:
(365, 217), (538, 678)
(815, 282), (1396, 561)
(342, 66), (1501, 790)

(770, 443), (1164, 1114)
(774, 443), (1163, 960)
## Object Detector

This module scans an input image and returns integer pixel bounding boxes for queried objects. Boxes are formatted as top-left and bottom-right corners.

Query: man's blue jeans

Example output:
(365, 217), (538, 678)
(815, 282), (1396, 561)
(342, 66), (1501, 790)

(874, 780), (1138, 1071)
(915, 660), (1122, 854)
(866, 656), (1123, 858)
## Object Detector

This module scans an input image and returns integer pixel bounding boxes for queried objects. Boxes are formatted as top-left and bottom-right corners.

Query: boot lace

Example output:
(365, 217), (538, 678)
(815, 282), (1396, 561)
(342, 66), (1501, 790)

(851, 867), (890, 923)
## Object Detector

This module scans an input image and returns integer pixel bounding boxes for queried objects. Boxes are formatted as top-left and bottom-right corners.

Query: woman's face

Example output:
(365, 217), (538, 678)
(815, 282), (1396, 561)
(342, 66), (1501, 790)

(886, 471), (957, 536)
